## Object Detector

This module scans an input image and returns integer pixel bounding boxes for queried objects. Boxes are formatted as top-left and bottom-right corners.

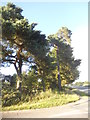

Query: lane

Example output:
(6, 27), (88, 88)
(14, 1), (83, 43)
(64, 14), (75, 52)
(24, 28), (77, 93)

(49, 111), (88, 118)
(49, 97), (88, 118)
(71, 85), (90, 95)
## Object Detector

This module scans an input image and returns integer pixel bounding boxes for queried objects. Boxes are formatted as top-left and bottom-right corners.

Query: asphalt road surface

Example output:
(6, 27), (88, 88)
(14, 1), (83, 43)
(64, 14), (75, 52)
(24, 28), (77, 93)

(1, 86), (90, 118)
(71, 85), (90, 95)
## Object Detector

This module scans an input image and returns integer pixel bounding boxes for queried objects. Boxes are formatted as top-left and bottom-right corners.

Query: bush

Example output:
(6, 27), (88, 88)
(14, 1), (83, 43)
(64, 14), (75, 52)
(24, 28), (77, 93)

(2, 82), (21, 107)
(22, 71), (40, 96)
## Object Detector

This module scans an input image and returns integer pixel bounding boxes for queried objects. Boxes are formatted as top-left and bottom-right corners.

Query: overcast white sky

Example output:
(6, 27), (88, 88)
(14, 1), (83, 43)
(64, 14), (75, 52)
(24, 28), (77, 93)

(71, 25), (88, 82)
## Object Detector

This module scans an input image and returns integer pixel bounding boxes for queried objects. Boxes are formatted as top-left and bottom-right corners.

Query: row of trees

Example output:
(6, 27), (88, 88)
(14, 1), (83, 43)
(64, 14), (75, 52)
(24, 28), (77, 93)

(1, 3), (81, 96)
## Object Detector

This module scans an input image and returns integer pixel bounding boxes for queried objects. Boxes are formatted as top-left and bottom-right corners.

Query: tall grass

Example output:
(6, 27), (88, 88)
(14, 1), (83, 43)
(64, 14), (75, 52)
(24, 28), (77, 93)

(2, 89), (79, 111)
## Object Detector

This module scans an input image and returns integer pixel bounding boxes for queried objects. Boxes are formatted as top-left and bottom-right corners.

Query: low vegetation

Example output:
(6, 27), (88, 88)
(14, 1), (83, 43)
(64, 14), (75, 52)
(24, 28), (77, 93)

(2, 89), (79, 111)
(74, 81), (90, 87)
(2, 80), (89, 111)
(2, 77), (89, 111)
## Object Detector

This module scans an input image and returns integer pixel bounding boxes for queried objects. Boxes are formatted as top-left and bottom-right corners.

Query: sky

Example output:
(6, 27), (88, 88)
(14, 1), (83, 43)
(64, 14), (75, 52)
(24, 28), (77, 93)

(1, 1), (88, 82)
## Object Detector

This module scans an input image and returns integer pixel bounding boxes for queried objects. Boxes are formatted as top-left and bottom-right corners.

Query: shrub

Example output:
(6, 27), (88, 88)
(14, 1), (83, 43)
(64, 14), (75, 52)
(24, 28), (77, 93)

(2, 82), (21, 107)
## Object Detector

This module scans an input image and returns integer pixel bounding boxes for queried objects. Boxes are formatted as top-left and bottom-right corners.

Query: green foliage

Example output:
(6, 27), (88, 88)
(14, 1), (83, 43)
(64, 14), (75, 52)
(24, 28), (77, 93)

(74, 82), (83, 86)
(2, 82), (21, 107)
(22, 71), (39, 96)
(57, 27), (72, 45)
(74, 81), (90, 87)
(1, 2), (48, 92)
(83, 81), (90, 86)
(1, 3), (81, 109)
(2, 89), (79, 111)
(48, 31), (81, 87)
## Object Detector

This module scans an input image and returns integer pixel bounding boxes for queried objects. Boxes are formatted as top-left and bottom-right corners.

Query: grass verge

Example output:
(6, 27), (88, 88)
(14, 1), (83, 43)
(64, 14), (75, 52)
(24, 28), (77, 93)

(2, 89), (79, 111)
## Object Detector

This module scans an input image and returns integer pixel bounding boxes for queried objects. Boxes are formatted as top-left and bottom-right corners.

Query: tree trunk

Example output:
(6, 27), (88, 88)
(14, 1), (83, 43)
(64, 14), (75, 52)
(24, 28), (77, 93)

(42, 78), (45, 92)
(17, 53), (22, 93)
(14, 48), (22, 94)
(56, 46), (61, 93)
(38, 68), (46, 92)
(17, 74), (22, 93)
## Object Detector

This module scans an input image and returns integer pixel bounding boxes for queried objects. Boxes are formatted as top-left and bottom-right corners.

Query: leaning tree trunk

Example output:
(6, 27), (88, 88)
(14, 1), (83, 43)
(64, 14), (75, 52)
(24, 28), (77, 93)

(17, 59), (22, 93)
(14, 48), (22, 94)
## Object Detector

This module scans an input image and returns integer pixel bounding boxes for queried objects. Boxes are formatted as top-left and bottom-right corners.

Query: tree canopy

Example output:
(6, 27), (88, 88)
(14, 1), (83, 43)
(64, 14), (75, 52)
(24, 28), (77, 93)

(48, 28), (81, 87)
(1, 3), (81, 97)
(1, 3), (48, 92)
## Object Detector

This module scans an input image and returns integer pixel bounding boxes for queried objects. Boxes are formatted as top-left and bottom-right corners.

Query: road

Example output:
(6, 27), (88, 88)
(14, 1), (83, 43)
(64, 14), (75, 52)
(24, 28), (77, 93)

(71, 85), (90, 96)
(2, 86), (89, 118)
